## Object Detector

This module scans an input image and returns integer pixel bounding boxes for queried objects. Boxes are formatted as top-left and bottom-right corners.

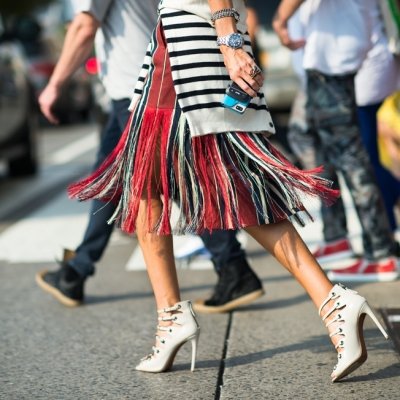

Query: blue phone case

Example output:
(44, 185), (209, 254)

(222, 82), (252, 114)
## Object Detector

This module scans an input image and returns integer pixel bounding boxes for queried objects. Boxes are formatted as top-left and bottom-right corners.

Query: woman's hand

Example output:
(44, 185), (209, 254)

(220, 46), (264, 97)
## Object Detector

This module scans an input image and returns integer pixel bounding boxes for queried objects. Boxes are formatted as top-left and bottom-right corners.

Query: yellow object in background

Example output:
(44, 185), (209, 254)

(377, 92), (400, 179)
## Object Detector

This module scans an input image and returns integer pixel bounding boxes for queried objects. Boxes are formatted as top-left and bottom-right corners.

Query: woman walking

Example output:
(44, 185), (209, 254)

(69, 0), (388, 382)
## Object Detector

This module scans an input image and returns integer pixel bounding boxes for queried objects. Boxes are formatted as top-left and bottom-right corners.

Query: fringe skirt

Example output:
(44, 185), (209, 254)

(69, 22), (338, 235)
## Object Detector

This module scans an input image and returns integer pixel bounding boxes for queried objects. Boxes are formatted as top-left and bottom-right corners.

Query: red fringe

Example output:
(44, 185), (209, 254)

(192, 136), (236, 230)
(68, 113), (134, 202)
(238, 133), (340, 205)
(121, 108), (173, 233)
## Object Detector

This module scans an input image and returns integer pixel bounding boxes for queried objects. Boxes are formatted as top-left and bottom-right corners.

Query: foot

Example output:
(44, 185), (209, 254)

(313, 238), (354, 264)
(35, 261), (85, 307)
(319, 291), (347, 380)
(193, 259), (264, 313)
(319, 284), (389, 382)
(327, 257), (399, 282)
(136, 301), (200, 373)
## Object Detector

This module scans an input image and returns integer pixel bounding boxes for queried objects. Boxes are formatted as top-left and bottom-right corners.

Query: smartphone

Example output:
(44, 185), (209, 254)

(221, 82), (252, 114)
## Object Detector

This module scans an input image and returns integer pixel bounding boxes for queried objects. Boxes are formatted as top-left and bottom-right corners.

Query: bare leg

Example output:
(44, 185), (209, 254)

(245, 219), (343, 356)
(136, 197), (180, 310)
(245, 219), (333, 308)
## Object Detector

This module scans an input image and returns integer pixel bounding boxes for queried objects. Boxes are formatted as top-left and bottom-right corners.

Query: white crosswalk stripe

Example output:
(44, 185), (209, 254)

(0, 176), (374, 269)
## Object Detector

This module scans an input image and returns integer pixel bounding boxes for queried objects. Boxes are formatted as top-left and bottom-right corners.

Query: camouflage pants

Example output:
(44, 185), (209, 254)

(299, 70), (394, 260)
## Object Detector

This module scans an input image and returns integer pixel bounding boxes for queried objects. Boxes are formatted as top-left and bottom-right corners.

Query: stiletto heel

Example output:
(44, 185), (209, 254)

(136, 300), (200, 373)
(361, 303), (389, 339)
(190, 334), (199, 371)
(319, 284), (389, 382)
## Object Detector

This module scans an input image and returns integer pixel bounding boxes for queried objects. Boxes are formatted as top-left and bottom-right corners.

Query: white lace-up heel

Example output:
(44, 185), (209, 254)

(136, 300), (200, 373)
(319, 284), (389, 382)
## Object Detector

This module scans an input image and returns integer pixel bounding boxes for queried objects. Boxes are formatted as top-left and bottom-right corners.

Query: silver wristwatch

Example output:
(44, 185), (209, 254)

(216, 33), (244, 49)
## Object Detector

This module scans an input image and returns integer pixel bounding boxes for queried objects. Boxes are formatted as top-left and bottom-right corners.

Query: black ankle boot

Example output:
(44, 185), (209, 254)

(35, 250), (86, 307)
(193, 259), (264, 313)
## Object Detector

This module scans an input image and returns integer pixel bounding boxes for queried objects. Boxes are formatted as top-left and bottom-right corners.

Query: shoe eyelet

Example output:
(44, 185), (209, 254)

(156, 350), (160, 353)
(338, 328), (342, 333)
(332, 292), (335, 296)
(177, 304), (181, 309)
(337, 314), (341, 319)
(174, 316), (178, 321)
(336, 302), (340, 307)
(169, 329), (172, 333)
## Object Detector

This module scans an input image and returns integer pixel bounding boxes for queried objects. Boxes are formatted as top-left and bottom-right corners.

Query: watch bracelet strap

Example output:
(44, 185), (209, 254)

(211, 8), (240, 25)
(216, 33), (243, 47)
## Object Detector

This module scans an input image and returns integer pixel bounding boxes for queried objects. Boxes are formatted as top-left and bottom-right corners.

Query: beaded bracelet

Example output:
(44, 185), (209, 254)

(211, 8), (240, 26)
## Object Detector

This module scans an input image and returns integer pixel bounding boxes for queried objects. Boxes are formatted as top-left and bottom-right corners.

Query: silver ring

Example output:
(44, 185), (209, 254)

(249, 65), (262, 78)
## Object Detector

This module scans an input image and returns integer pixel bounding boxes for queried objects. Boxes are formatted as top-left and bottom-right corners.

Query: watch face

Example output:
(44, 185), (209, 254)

(228, 33), (243, 49)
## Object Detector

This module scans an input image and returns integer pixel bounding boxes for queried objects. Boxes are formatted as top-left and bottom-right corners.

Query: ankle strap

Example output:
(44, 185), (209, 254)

(318, 290), (339, 318)
(157, 303), (182, 314)
(318, 284), (349, 316)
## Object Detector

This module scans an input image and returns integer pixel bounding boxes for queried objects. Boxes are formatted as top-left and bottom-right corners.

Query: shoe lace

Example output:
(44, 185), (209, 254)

(319, 286), (347, 368)
(140, 304), (182, 361)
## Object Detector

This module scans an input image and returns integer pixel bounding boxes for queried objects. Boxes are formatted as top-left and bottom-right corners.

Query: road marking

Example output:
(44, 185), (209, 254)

(47, 131), (98, 165)
(388, 315), (400, 323)
(1, 170), (390, 269)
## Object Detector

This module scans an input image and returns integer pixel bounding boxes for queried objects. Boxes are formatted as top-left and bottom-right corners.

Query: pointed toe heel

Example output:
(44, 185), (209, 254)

(319, 284), (388, 382)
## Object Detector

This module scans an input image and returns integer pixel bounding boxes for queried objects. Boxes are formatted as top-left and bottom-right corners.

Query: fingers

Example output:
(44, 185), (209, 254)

(39, 103), (59, 124)
(236, 78), (258, 98)
(232, 53), (264, 97)
(39, 104), (59, 125)
(38, 86), (60, 125)
(237, 63), (263, 97)
(273, 19), (306, 50)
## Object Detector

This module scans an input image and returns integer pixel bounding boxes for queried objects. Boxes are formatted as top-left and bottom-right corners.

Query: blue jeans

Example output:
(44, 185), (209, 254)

(199, 230), (246, 272)
(70, 98), (131, 277)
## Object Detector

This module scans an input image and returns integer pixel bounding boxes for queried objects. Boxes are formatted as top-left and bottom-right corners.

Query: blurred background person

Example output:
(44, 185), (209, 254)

(378, 91), (400, 180)
(274, 0), (399, 283)
(287, 0), (400, 276)
(35, 0), (159, 306)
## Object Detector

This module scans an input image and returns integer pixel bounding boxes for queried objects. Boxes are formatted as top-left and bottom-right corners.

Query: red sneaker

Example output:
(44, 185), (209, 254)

(327, 257), (399, 282)
(313, 238), (354, 263)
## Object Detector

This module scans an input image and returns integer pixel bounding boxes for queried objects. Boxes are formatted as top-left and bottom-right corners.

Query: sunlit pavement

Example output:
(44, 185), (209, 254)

(1, 123), (399, 399)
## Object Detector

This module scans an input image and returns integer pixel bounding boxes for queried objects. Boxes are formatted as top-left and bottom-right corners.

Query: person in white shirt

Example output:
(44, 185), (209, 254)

(274, 0), (398, 283)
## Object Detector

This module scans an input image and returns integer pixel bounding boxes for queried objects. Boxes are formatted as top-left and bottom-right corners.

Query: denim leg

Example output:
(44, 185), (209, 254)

(306, 71), (394, 259)
(198, 230), (246, 273)
(357, 103), (400, 231)
(70, 98), (131, 277)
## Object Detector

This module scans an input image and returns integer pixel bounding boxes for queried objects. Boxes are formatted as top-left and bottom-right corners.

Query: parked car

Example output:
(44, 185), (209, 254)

(0, 16), (38, 176)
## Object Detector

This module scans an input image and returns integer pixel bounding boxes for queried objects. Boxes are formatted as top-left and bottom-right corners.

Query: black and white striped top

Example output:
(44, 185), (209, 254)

(130, 0), (275, 137)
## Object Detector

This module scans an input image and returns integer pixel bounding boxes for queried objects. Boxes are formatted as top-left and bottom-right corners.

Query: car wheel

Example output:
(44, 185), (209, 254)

(8, 115), (38, 177)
